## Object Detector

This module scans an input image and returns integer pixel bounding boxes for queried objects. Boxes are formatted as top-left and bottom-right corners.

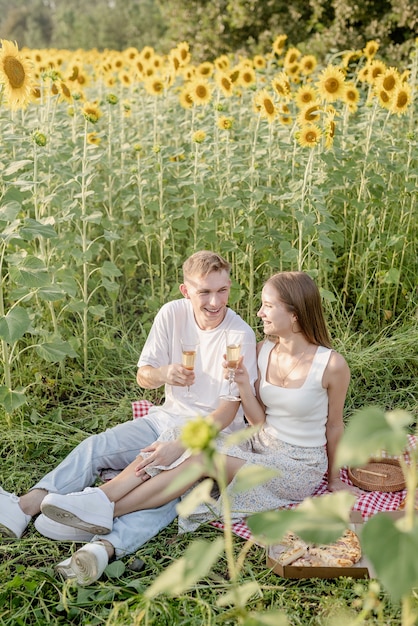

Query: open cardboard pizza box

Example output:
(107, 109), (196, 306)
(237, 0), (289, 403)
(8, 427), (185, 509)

(266, 512), (376, 579)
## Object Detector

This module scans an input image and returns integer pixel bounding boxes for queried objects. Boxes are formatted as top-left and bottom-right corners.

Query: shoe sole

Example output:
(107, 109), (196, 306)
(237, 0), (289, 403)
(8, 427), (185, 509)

(0, 523), (18, 539)
(56, 550), (103, 586)
(41, 503), (111, 535)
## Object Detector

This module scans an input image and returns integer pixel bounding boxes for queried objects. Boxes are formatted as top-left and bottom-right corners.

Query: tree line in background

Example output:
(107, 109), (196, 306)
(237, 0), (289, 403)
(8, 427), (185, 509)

(0, 0), (416, 62)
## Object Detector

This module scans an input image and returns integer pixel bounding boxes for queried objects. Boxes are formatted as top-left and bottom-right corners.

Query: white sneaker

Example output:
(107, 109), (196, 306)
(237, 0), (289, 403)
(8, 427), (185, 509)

(40, 487), (114, 534)
(56, 542), (109, 585)
(34, 514), (94, 542)
(0, 487), (31, 538)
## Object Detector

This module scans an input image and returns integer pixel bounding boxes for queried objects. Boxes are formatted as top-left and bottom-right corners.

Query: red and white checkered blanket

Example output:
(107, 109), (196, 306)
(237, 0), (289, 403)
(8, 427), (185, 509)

(132, 400), (416, 542)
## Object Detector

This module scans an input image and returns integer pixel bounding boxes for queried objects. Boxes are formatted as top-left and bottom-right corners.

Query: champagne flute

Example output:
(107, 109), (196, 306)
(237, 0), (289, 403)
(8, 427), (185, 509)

(220, 330), (245, 401)
(181, 339), (198, 399)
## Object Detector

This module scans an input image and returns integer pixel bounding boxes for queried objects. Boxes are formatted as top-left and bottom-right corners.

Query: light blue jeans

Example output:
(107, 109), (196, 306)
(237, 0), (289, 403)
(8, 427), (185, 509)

(33, 418), (179, 558)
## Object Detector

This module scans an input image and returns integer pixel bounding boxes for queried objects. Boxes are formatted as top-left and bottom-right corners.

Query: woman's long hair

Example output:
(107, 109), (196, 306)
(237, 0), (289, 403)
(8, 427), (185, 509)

(265, 272), (332, 348)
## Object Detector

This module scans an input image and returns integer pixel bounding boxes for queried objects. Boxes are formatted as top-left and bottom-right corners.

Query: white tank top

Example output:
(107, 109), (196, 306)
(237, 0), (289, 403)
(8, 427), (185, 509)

(258, 340), (332, 447)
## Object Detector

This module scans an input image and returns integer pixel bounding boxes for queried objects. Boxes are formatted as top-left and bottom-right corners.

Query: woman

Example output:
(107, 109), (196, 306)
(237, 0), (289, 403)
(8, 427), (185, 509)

(41, 271), (354, 583)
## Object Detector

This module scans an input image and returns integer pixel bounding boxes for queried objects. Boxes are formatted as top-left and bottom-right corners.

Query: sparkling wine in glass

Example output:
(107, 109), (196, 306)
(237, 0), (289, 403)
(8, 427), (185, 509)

(220, 330), (245, 401)
(181, 340), (198, 399)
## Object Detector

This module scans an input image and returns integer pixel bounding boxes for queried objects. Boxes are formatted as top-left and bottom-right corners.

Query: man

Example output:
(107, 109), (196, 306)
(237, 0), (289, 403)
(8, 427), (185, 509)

(0, 251), (257, 584)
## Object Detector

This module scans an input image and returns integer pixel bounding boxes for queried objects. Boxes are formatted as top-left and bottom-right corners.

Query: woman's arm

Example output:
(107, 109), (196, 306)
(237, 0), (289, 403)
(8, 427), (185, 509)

(233, 342), (266, 426)
(323, 351), (350, 490)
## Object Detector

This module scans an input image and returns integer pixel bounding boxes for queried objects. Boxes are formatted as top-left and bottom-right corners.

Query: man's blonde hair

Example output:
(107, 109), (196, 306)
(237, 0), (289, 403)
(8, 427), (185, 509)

(182, 250), (231, 280)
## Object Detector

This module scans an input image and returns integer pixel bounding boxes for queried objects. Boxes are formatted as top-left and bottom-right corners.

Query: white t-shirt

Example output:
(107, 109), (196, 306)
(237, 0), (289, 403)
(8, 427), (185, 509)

(137, 298), (257, 434)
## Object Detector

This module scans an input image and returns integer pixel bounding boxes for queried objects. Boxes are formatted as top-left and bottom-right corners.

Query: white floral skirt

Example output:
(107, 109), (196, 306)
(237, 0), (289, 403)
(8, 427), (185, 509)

(142, 424), (327, 533)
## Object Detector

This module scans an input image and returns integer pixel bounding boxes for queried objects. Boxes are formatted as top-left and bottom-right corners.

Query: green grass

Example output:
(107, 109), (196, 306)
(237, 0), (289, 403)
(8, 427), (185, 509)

(1, 323), (417, 626)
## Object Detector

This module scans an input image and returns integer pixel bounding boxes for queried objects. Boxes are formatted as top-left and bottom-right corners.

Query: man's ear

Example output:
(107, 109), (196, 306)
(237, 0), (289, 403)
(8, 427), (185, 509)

(179, 283), (189, 298)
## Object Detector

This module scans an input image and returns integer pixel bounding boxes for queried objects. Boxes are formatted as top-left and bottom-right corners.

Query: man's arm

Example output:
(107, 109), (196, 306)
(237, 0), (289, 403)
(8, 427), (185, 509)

(137, 364), (195, 390)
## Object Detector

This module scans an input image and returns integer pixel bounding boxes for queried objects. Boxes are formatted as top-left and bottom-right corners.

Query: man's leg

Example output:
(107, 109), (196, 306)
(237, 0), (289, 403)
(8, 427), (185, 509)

(0, 418), (159, 537)
(56, 500), (179, 585)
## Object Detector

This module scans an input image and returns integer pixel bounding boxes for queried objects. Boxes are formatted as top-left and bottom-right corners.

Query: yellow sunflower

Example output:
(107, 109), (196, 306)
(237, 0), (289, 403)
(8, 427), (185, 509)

(179, 87), (193, 109)
(390, 82), (412, 115)
(253, 55), (266, 70)
(216, 72), (234, 97)
(144, 77), (164, 96)
(363, 40), (379, 59)
(0, 39), (34, 109)
(87, 132), (101, 145)
(375, 86), (393, 109)
(368, 60), (386, 85)
(176, 42), (191, 67)
(378, 67), (401, 93)
(272, 34), (287, 56)
(254, 89), (277, 123)
(300, 54), (317, 76)
(271, 72), (291, 100)
(139, 46), (155, 62)
(192, 129), (206, 143)
(342, 82), (360, 110)
(82, 101), (102, 123)
(316, 65), (345, 102)
(357, 65), (370, 83)
(217, 115), (234, 130)
(296, 124), (322, 148)
(238, 65), (256, 88)
(196, 61), (214, 78)
(190, 78), (212, 105)
(214, 55), (230, 72)
(279, 103), (292, 125)
(297, 102), (321, 125)
(284, 47), (301, 68)
(324, 117), (336, 150)
(59, 80), (73, 103)
(294, 84), (318, 108)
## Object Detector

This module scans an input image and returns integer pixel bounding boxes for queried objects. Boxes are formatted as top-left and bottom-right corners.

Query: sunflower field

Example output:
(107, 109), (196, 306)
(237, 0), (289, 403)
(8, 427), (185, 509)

(0, 35), (418, 625)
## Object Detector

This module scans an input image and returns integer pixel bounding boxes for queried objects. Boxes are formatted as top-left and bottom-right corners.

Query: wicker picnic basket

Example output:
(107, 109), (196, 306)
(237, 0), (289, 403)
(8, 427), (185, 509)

(348, 458), (406, 492)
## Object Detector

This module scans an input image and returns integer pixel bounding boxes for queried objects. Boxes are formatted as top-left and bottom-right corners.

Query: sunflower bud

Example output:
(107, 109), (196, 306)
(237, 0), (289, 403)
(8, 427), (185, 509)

(180, 416), (218, 453)
(33, 131), (47, 147)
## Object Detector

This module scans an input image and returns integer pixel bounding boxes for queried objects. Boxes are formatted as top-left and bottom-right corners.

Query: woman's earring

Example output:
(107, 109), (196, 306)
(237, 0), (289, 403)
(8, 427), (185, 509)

(291, 319), (299, 333)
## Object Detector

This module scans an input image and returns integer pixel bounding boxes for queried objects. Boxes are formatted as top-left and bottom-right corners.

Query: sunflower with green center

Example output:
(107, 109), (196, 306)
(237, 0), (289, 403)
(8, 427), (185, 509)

(0, 39), (34, 109)
(296, 123), (322, 148)
(181, 416), (218, 454)
(190, 78), (212, 105)
(254, 89), (277, 123)
(217, 115), (233, 130)
(316, 65), (345, 102)
(192, 130), (206, 143)
(82, 101), (102, 123)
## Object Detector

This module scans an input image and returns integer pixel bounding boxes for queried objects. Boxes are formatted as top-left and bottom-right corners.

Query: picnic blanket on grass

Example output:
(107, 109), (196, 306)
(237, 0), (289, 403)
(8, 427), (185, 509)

(131, 400), (416, 542)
